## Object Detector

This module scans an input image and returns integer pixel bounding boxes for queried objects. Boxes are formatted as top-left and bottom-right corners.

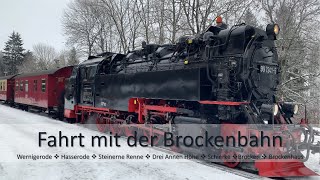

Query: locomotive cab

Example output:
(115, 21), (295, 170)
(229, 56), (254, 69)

(64, 67), (79, 119)
(64, 58), (101, 119)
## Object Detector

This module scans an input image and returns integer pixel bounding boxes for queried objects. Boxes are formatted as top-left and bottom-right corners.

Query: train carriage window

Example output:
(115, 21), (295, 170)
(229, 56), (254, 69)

(34, 80), (38, 91)
(3, 81), (6, 91)
(25, 80), (28, 92)
(16, 81), (19, 91)
(41, 79), (46, 92)
(20, 81), (24, 91)
(0, 82), (2, 91)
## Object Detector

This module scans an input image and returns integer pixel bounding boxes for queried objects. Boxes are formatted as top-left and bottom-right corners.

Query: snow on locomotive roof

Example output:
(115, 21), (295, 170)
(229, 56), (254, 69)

(80, 52), (126, 66)
(15, 66), (73, 78)
(80, 56), (105, 65)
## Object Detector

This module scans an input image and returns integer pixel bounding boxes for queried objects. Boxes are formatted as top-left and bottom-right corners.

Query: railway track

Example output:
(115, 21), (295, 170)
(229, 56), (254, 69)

(151, 146), (271, 180)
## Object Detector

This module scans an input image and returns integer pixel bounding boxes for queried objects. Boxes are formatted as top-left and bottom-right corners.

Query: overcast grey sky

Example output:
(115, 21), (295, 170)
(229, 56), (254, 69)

(0, 0), (70, 52)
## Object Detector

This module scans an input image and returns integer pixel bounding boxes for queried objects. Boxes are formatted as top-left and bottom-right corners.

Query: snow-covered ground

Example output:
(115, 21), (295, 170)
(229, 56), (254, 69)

(0, 104), (318, 180)
(0, 105), (252, 180)
(304, 127), (320, 175)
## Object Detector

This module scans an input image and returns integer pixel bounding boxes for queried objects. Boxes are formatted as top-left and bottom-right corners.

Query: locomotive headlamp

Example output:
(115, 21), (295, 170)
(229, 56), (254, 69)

(293, 104), (299, 114)
(266, 24), (280, 40)
(281, 103), (299, 115)
(273, 104), (279, 116)
(261, 104), (279, 116)
(273, 24), (280, 35)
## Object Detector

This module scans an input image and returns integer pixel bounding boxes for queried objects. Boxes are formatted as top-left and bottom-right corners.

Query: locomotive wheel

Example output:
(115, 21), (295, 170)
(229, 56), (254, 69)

(110, 126), (121, 135)
(144, 116), (165, 145)
(123, 126), (134, 137)
(109, 119), (122, 136)
(221, 150), (240, 168)
(142, 128), (162, 146)
(123, 115), (135, 137)
(85, 113), (99, 130)
(96, 114), (107, 133)
(110, 124), (121, 135)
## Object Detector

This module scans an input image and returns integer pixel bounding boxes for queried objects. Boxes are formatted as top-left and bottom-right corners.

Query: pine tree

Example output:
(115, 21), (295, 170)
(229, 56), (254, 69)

(18, 51), (38, 73)
(67, 47), (79, 65)
(2, 31), (25, 75)
(0, 52), (4, 76)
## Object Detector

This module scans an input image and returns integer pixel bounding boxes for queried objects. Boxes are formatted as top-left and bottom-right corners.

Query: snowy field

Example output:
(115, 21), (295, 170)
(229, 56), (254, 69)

(0, 104), (319, 180)
(0, 105), (253, 180)
(304, 126), (320, 176)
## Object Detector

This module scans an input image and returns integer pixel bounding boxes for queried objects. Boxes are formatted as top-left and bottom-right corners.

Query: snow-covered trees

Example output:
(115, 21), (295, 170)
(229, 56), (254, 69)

(241, 9), (259, 27)
(17, 51), (37, 73)
(32, 43), (57, 70)
(2, 31), (25, 75)
(62, 0), (100, 56)
(28, 44), (79, 71)
(67, 47), (79, 66)
(258, 0), (320, 123)
(60, 0), (320, 123)
(0, 52), (5, 76)
(62, 0), (253, 54)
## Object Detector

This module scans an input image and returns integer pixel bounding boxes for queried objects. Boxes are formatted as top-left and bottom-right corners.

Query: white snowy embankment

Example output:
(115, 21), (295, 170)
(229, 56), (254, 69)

(0, 105), (251, 180)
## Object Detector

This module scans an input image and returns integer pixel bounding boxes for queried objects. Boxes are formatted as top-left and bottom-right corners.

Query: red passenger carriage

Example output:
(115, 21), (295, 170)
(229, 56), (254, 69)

(14, 66), (73, 115)
(0, 75), (17, 104)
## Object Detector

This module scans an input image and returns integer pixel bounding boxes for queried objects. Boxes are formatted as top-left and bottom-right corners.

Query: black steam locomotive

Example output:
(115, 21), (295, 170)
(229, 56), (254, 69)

(65, 24), (282, 124)
(63, 23), (319, 177)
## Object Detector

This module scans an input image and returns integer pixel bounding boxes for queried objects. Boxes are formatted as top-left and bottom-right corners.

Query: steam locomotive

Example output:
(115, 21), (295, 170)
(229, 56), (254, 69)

(65, 24), (280, 124)
(0, 22), (319, 177)
(62, 23), (319, 177)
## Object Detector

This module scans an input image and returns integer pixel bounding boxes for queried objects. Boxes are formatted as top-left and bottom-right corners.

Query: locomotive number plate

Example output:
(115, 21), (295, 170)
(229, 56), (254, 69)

(260, 65), (277, 74)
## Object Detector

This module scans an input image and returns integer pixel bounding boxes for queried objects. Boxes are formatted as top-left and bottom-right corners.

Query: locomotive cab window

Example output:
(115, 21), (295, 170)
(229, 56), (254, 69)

(80, 67), (87, 80)
(16, 81), (19, 91)
(41, 79), (46, 92)
(81, 66), (97, 80)
(89, 66), (97, 78)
